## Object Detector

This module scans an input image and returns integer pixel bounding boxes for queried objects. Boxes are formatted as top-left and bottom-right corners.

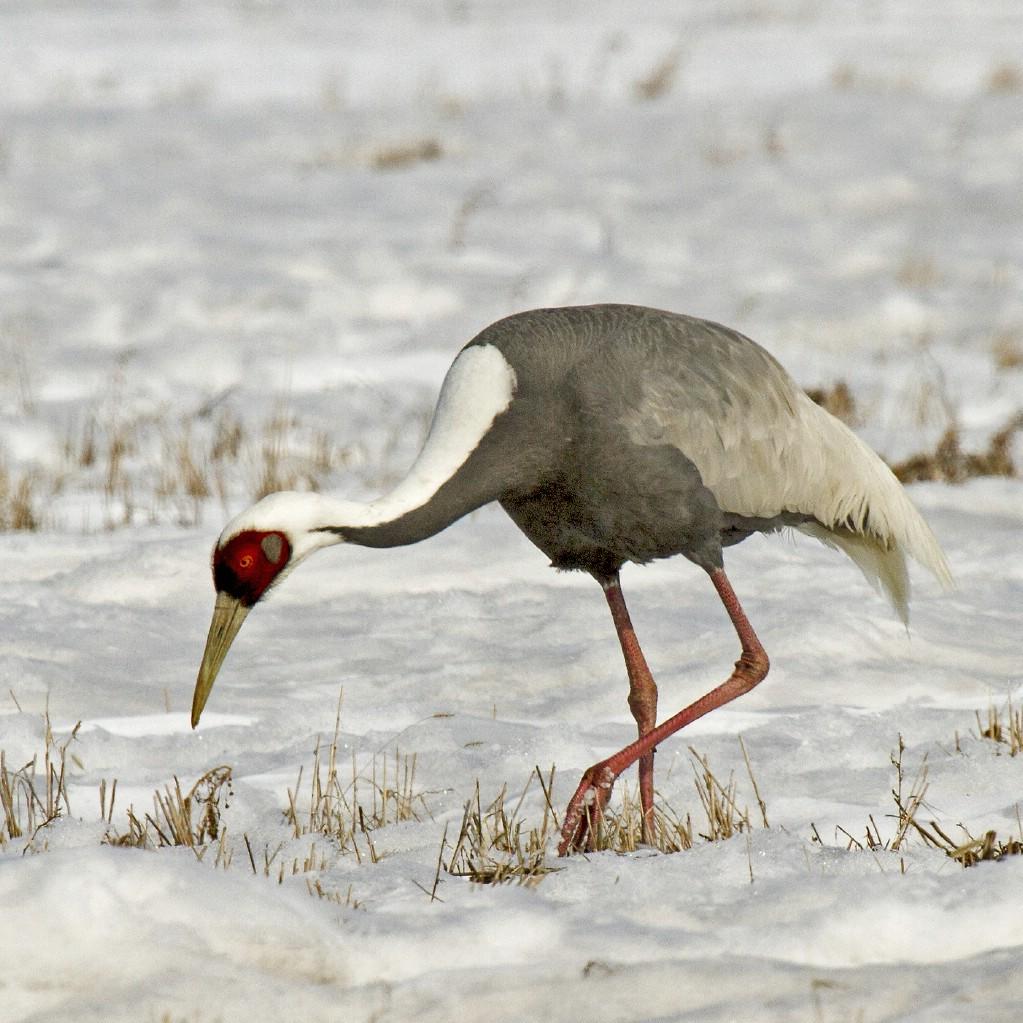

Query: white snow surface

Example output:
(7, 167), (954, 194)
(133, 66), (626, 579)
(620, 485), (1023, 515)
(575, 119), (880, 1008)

(2, 2), (1023, 1021)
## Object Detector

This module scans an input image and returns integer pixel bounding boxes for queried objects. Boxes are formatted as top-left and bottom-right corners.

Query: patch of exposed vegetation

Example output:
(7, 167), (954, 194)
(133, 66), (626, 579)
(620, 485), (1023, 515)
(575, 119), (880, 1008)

(104, 766), (234, 862)
(805, 381), (858, 425)
(439, 739), (768, 888)
(370, 138), (443, 171)
(1, 403), (357, 533)
(0, 461), (42, 530)
(991, 328), (1023, 370)
(1, 716), (80, 852)
(443, 768), (560, 888)
(806, 378), (1021, 484)
(891, 414), (1022, 484)
(588, 740), (768, 855)
(967, 696), (1023, 757)
(284, 695), (429, 865)
(1, 699), (422, 912)
(633, 45), (684, 101)
(815, 734), (1023, 871)
(987, 62), (1023, 93)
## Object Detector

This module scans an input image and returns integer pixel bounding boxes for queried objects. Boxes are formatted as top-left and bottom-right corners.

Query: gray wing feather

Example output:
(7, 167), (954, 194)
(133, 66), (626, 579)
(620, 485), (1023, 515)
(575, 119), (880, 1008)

(619, 315), (952, 620)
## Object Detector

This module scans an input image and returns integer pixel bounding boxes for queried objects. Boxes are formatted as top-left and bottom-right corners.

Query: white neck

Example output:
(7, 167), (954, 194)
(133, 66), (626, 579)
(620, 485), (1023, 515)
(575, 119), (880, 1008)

(218, 343), (518, 561)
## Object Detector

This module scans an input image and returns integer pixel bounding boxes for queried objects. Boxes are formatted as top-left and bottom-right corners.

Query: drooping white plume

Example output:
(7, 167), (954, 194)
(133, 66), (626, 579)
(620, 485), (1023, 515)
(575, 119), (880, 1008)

(626, 342), (952, 622)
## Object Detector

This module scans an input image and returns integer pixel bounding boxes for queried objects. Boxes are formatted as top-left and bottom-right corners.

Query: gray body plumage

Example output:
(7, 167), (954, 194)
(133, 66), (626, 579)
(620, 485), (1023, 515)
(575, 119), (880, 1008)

(474, 305), (810, 578)
(334, 304), (949, 615)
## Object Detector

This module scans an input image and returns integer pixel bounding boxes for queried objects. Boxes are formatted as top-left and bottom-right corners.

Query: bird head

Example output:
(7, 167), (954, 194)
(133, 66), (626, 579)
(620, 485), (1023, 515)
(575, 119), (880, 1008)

(191, 526), (293, 728)
(190, 491), (347, 728)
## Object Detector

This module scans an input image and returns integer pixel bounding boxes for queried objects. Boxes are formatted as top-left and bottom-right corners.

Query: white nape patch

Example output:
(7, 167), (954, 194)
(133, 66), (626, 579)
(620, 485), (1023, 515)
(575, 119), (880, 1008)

(217, 344), (517, 561)
(367, 343), (516, 522)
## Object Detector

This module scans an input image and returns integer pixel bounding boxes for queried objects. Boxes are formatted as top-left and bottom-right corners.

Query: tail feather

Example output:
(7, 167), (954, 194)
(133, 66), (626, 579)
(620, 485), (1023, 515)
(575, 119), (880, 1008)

(638, 345), (954, 620)
(797, 522), (913, 623)
(794, 402), (953, 623)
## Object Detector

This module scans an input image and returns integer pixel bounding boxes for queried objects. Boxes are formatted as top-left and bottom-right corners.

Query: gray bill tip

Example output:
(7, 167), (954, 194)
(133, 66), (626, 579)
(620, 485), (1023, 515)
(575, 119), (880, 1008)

(191, 592), (250, 729)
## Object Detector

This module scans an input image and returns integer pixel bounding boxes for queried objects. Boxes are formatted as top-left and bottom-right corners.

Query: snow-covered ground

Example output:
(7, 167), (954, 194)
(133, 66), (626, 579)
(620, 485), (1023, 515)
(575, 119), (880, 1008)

(2, 2), (1022, 1020)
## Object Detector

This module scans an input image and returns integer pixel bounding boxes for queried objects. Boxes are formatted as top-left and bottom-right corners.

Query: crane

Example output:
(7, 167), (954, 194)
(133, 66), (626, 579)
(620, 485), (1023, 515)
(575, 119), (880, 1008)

(191, 304), (951, 855)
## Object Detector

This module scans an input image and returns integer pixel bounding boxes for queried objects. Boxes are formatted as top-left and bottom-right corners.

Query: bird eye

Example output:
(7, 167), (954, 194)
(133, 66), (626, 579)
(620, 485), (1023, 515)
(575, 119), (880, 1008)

(238, 554), (255, 570)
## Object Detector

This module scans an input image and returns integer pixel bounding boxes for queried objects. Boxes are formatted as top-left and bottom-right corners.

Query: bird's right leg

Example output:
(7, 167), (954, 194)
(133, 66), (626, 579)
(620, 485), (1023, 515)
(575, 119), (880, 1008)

(601, 574), (658, 845)
(558, 567), (769, 856)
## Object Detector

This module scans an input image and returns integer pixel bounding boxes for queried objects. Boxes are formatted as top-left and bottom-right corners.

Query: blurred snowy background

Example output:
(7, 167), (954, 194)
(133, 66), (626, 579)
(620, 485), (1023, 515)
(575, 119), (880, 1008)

(2, 0), (1020, 530)
(1, 2), (1021, 1021)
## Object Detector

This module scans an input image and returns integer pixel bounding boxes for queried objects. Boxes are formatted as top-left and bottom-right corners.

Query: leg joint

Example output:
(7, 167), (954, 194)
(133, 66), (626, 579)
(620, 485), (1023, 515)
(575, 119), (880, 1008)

(734, 648), (769, 692)
(627, 686), (657, 724)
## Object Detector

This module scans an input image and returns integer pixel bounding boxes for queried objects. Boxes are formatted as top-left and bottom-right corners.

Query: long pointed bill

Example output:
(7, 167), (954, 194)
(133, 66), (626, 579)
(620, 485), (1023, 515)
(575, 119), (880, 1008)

(191, 592), (251, 728)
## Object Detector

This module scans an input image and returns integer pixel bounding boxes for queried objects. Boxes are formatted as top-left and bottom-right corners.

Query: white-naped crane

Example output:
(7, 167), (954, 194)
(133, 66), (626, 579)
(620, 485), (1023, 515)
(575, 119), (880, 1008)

(192, 304), (951, 855)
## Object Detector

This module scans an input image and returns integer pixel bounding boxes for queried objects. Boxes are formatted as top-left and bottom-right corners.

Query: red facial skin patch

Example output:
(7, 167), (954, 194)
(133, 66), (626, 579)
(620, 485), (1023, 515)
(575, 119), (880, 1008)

(213, 530), (291, 607)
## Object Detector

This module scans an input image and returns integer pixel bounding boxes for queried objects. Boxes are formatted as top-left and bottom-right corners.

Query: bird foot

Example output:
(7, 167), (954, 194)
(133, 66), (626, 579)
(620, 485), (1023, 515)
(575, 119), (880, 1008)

(557, 763), (617, 856)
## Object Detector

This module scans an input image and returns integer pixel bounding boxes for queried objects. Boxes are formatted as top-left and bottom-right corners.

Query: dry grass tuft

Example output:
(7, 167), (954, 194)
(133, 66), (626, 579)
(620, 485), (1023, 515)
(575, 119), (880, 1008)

(253, 409), (338, 500)
(284, 697), (428, 863)
(0, 462), (42, 530)
(242, 834), (331, 885)
(9, 380), (351, 536)
(805, 381), (858, 425)
(827, 736), (935, 860)
(822, 736), (1023, 871)
(830, 63), (919, 93)
(891, 414), (1022, 483)
(804, 374), (1020, 486)
(104, 766), (233, 860)
(305, 878), (362, 908)
(887, 735), (930, 853)
(441, 741), (768, 885)
(43, 403), (353, 530)
(987, 62), (1023, 93)
(444, 767), (560, 886)
(155, 422), (213, 524)
(449, 185), (496, 251)
(1, 715), (80, 850)
(974, 697), (1023, 757)
(831, 63), (857, 90)
(992, 329), (1023, 370)
(591, 742), (767, 854)
(370, 138), (443, 171)
(586, 782), (695, 854)
(895, 254), (942, 290)
(633, 46), (684, 101)
(912, 816), (1023, 868)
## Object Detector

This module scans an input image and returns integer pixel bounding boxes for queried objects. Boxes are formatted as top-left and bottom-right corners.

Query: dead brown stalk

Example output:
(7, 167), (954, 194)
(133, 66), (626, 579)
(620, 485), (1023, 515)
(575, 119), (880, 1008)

(284, 696), (427, 862)
(975, 696), (1023, 756)
(892, 414), (1022, 483)
(444, 767), (560, 885)
(0, 715), (81, 850)
(104, 766), (233, 856)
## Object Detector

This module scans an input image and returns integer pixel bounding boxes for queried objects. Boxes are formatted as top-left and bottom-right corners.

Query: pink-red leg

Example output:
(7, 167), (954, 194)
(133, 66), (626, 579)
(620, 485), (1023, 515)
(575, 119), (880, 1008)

(602, 574), (658, 844)
(558, 567), (769, 856)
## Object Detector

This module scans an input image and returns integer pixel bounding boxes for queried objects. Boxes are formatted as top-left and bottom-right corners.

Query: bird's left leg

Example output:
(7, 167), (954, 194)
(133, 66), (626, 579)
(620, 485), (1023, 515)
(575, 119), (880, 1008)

(558, 567), (768, 856)
(602, 574), (658, 845)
